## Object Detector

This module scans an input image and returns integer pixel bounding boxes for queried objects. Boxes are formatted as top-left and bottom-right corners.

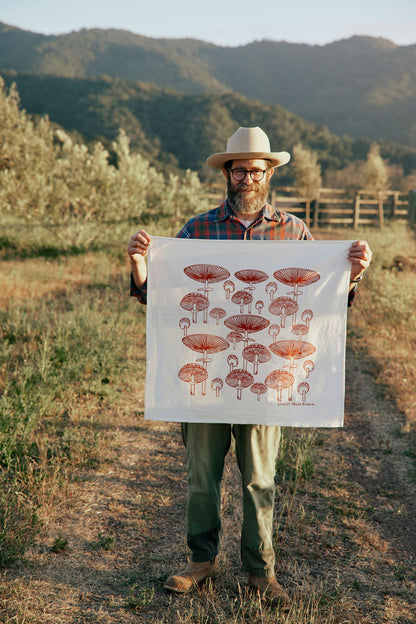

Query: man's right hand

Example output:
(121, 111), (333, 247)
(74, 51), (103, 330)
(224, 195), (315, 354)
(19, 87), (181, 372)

(127, 229), (152, 289)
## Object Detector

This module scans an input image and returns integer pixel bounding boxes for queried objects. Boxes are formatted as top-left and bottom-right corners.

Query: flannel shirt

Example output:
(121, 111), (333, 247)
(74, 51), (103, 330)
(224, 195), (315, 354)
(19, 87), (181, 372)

(130, 201), (356, 305)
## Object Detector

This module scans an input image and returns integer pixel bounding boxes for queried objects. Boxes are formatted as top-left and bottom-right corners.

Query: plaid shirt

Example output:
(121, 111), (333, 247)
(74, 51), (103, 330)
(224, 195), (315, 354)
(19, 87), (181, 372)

(130, 201), (355, 305)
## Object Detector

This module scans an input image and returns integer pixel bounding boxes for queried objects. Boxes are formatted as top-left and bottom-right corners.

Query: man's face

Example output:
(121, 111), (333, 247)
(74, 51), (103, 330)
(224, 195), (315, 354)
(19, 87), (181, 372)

(224, 159), (273, 216)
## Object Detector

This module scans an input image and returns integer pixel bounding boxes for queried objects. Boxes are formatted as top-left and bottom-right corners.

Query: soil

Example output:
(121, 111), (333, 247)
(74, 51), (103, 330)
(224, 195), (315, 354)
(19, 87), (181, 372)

(2, 348), (416, 623)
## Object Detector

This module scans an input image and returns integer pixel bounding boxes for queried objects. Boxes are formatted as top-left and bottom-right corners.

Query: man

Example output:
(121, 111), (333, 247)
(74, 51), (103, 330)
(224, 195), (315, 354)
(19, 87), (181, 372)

(128, 127), (372, 608)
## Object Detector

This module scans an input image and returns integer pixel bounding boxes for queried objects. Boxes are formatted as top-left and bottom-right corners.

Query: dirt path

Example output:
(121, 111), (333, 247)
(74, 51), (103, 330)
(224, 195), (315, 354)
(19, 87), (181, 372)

(2, 349), (415, 623)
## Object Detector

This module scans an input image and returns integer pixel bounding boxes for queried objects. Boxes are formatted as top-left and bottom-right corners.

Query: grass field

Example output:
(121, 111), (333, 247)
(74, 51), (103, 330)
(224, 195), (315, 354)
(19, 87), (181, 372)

(0, 219), (415, 622)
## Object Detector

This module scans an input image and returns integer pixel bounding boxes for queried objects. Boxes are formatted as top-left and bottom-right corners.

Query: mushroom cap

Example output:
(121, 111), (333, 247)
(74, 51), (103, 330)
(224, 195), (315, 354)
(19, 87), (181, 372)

(183, 333), (230, 354)
(211, 377), (224, 389)
(231, 290), (253, 305)
(298, 381), (310, 392)
(226, 331), (243, 343)
(273, 267), (320, 287)
(269, 296), (298, 317)
(209, 307), (226, 319)
(292, 323), (309, 337)
(178, 363), (208, 383)
(265, 369), (294, 390)
(225, 368), (254, 389)
(180, 292), (209, 312)
(184, 263), (230, 284)
(224, 314), (270, 334)
(269, 339), (316, 360)
(250, 382), (268, 395)
(234, 269), (269, 285)
(242, 343), (271, 364)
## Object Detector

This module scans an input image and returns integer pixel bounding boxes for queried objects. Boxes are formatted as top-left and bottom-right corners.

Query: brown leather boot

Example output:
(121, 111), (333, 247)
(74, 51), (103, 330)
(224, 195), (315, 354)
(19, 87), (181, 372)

(247, 574), (291, 610)
(164, 557), (219, 594)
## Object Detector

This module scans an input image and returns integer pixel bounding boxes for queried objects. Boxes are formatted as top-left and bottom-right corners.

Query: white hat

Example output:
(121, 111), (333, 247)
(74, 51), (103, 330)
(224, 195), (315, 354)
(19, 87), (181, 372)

(206, 126), (290, 169)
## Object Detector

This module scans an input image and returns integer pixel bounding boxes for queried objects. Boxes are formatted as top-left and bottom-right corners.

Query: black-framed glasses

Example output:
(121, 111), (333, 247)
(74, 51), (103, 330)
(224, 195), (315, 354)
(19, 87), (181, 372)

(229, 168), (267, 182)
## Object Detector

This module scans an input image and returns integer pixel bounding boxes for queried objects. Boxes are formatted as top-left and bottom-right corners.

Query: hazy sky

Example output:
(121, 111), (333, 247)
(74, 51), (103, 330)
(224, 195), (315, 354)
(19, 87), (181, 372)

(1, 0), (415, 47)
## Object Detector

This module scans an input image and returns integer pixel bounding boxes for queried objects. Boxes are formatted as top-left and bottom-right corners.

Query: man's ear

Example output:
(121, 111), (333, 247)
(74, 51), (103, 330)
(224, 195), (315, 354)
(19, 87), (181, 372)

(222, 168), (229, 180)
(267, 168), (275, 180)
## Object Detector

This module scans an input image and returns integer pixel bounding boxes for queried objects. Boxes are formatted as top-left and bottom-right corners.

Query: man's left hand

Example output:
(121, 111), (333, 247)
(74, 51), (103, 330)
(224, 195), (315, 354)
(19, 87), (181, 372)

(348, 240), (372, 282)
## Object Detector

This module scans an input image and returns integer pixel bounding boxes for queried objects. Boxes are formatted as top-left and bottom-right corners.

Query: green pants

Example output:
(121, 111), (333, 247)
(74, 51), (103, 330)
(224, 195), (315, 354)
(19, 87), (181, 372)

(181, 422), (281, 577)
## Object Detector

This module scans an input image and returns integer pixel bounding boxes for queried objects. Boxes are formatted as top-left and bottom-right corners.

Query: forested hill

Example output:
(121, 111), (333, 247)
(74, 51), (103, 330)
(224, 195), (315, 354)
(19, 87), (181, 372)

(3, 72), (416, 183)
(1, 22), (416, 148)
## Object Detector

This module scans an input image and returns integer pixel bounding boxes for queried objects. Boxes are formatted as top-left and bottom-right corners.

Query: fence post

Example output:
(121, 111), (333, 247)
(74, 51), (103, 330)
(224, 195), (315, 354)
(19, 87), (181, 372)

(378, 191), (384, 228)
(353, 192), (360, 229)
(313, 191), (320, 228)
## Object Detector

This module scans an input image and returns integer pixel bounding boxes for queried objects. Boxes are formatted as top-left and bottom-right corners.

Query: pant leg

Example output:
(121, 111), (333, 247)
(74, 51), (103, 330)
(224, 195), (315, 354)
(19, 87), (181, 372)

(233, 424), (281, 577)
(181, 422), (232, 562)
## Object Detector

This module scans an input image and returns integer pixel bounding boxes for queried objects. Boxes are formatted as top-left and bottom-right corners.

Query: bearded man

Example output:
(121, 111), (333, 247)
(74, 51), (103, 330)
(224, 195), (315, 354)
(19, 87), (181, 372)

(127, 127), (372, 608)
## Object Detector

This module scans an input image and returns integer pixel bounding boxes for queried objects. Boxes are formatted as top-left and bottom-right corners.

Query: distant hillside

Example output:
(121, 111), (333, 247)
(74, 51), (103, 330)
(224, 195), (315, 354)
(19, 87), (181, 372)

(3, 72), (416, 184)
(1, 22), (416, 148)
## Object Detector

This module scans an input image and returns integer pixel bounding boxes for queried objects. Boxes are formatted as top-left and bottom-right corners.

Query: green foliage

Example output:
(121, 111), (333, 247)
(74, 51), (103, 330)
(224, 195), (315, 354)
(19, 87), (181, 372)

(362, 142), (389, 191)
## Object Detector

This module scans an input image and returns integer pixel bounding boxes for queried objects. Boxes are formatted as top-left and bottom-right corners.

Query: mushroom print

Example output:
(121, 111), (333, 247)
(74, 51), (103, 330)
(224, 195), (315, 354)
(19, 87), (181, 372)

(273, 268), (320, 303)
(242, 343), (271, 374)
(182, 333), (229, 395)
(303, 360), (315, 378)
(179, 317), (191, 336)
(226, 331), (244, 350)
(265, 369), (295, 402)
(184, 264), (231, 301)
(292, 323), (309, 341)
(301, 309), (313, 328)
(232, 290), (253, 313)
(250, 382), (268, 401)
(225, 368), (254, 400)
(180, 292), (209, 323)
(234, 269), (268, 312)
(223, 280), (235, 300)
(224, 314), (270, 349)
(265, 281), (278, 301)
(209, 307), (226, 326)
(269, 296), (298, 328)
(255, 300), (264, 315)
(268, 324), (280, 343)
(178, 363), (208, 396)
(269, 339), (316, 376)
(211, 378), (224, 397)
(298, 381), (310, 402)
(227, 354), (238, 372)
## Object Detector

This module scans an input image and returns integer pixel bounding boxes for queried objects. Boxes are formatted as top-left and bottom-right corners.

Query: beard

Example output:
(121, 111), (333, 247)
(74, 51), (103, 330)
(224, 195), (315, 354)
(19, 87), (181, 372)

(226, 177), (270, 216)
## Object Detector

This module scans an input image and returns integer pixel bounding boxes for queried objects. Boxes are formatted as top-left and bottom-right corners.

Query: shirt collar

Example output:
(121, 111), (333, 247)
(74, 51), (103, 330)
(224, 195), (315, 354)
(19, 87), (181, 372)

(216, 200), (282, 224)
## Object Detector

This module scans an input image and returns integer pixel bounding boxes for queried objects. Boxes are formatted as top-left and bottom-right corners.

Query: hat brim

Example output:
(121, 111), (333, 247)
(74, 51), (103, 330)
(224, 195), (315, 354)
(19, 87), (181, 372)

(206, 151), (291, 170)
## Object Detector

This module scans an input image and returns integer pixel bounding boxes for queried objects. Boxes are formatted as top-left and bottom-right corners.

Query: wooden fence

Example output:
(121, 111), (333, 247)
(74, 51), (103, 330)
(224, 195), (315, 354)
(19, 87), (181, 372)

(204, 184), (412, 229)
(271, 187), (410, 229)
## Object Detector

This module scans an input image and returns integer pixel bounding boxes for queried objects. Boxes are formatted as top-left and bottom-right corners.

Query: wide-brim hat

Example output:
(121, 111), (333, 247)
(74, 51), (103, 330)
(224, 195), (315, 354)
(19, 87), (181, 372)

(206, 126), (290, 169)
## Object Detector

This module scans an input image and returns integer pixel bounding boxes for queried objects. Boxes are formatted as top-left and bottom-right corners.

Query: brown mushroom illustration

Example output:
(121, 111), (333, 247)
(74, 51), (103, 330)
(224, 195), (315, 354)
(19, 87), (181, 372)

(184, 264), (231, 300)
(232, 290), (253, 313)
(226, 331), (243, 350)
(292, 323), (309, 341)
(182, 333), (229, 395)
(242, 343), (271, 374)
(209, 307), (226, 326)
(223, 280), (235, 299)
(225, 368), (254, 400)
(178, 363), (208, 396)
(265, 281), (278, 301)
(268, 324), (280, 343)
(298, 381), (310, 402)
(234, 269), (268, 312)
(255, 300), (264, 315)
(301, 309), (313, 328)
(179, 317), (191, 336)
(269, 339), (316, 375)
(269, 296), (298, 328)
(224, 314), (270, 348)
(180, 292), (209, 323)
(250, 382), (268, 401)
(273, 267), (320, 303)
(265, 369), (295, 402)
(227, 354), (239, 372)
(303, 359), (315, 378)
(211, 378), (224, 397)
